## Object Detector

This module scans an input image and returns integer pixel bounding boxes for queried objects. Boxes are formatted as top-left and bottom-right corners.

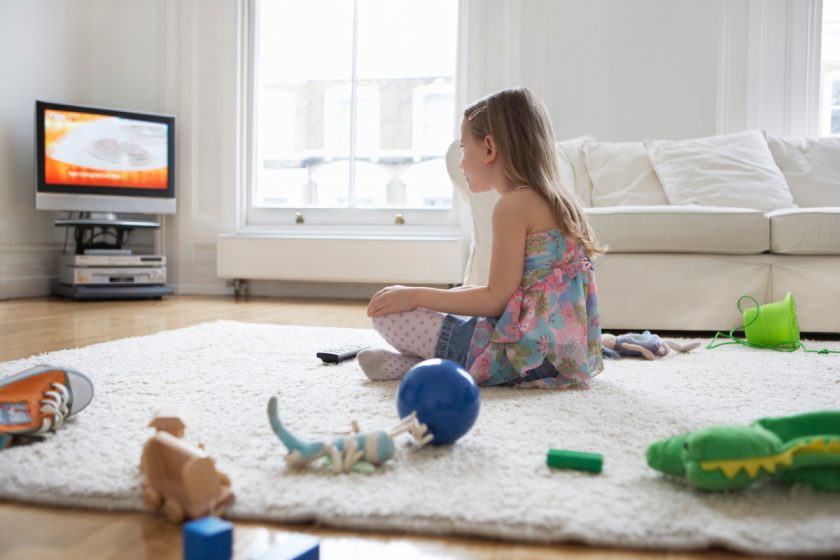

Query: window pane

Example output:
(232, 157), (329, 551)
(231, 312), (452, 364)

(354, 0), (458, 208)
(821, 0), (840, 136)
(253, 0), (459, 210)
(255, 1), (354, 207)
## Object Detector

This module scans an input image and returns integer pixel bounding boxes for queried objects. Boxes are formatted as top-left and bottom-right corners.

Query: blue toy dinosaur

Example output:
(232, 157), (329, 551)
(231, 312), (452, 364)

(267, 396), (432, 474)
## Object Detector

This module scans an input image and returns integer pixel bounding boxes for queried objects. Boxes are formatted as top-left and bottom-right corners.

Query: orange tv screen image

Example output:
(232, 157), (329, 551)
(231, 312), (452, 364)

(44, 109), (169, 189)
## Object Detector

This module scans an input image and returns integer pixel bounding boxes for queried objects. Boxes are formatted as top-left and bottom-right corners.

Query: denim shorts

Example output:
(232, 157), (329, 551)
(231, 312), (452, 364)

(434, 314), (479, 367)
(434, 314), (564, 387)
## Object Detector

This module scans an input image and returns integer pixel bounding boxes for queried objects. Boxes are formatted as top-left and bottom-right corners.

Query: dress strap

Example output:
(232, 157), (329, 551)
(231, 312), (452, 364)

(513, 185), (531, 191)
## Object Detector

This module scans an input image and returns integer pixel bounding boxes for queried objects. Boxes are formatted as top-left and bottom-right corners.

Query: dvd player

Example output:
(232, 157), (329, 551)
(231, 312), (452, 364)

(60, 254), (166, 267)
(59, 266), (167, 285)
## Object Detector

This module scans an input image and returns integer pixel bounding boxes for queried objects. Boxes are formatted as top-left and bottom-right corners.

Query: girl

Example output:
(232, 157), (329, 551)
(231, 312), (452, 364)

(359, 87), (604, 389)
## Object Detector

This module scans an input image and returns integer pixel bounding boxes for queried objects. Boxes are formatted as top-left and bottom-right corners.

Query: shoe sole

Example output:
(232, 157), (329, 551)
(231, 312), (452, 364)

(0, 365), (94, 417)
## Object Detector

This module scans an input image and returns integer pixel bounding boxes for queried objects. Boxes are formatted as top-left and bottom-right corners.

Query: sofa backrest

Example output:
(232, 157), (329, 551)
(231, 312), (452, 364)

(445, 141), (497, 285)
(561, 132), (840, 211)
(766, 136), (840, 207)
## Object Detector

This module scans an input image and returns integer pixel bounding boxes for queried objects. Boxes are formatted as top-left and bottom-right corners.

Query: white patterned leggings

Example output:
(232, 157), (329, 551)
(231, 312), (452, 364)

(371, 308), (445, 359)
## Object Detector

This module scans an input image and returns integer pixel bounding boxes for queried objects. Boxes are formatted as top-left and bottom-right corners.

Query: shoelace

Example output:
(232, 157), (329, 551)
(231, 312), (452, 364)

(37, 383), (71, 433)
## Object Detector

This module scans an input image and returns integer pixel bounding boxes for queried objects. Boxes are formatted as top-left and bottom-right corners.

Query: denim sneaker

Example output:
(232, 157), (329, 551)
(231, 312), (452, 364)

(0, 365), (94, 437)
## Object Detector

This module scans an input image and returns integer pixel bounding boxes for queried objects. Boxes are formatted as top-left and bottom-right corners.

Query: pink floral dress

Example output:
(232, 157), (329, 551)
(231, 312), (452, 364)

(466, 229), (603, 389)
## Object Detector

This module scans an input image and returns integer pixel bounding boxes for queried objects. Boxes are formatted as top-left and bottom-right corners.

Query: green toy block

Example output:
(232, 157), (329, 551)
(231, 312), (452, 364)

(547, 448), (603, 473)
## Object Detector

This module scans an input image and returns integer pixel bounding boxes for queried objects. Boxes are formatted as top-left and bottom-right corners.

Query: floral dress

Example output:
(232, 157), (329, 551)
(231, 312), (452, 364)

(465, 229), (603, 389)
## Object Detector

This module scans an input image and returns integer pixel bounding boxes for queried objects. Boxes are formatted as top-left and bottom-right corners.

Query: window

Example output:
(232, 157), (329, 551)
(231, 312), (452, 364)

(248, 0), (460, 228)
(821, 0), (840, 136)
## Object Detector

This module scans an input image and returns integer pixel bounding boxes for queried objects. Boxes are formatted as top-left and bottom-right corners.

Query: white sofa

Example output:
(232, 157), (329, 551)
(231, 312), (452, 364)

(446, 131), (840, 334)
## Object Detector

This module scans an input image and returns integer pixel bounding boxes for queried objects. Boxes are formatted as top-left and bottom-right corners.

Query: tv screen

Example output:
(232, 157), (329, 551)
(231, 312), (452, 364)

(36, 101), (176, 214)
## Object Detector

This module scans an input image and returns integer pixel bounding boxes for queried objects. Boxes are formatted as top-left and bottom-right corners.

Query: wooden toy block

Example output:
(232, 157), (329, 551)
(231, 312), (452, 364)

(149, 408), (187, 438)
(183, 516), (233, 560)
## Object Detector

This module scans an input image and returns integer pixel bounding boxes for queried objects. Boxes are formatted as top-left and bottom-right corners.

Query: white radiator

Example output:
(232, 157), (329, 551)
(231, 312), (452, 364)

(217, 234), (468, 284)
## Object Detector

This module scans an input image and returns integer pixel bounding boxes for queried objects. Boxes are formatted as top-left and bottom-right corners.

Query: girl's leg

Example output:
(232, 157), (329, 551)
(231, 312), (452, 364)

(356, 351), (421, 381)
(358, 309), (445, 381)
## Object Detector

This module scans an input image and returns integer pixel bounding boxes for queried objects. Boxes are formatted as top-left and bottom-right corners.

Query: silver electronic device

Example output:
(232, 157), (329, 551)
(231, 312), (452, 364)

(60, 254), (167, 267)
(59, 265), (167, 286)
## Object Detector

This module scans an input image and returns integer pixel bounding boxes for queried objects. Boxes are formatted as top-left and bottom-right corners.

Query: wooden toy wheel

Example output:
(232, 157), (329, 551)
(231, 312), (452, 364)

(163, 498), (184, 523)
(142, 484), (162, 511)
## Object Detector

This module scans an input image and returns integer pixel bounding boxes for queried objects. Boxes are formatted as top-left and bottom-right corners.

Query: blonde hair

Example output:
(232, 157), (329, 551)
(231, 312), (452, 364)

(463, 87), (605, 257)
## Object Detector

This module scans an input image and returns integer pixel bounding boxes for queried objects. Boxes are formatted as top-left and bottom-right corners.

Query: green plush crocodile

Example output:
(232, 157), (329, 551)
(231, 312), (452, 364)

(646, 410), (840, 491)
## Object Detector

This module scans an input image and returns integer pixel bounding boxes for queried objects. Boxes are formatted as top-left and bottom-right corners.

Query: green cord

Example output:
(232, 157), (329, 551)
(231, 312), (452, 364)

(706, 295), (840, 355)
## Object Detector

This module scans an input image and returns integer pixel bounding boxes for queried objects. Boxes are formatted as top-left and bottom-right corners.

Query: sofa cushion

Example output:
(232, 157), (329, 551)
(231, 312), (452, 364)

(585, 206), (769, 254)
(554, 149), (578, 199)
(556, 136), (595, 207)
(767, 136), (840, 207)
(584, 141), (669, 207)
(767, 207), (840, 255)
(645, 130), (796, 212)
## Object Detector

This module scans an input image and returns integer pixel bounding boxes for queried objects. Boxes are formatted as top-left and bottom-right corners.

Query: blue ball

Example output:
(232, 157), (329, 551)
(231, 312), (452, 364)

(396, 358), (480, 446)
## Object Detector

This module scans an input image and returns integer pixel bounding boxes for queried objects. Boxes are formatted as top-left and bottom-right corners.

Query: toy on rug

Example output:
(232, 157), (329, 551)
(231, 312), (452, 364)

(268, 396), (432, 474)
(547, 448), (603, 474)
(183, 516), (233, 560)
(646, 410), (840, 492)
(396, 358), (480, 445)
(140, 410), (235, 522)
(0, 364), (94, 450)
(602, 331), (700, 360)
(707, 293), (840, 355)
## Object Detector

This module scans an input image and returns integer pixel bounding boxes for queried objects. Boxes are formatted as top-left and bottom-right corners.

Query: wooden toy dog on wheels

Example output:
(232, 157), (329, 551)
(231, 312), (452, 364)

(140, 409), (234, 522)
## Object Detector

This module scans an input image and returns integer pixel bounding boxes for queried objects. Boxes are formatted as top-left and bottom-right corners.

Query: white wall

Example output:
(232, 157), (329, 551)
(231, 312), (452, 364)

(0, 0), (819, 298)
(0, 0), (168, 299)
(467, 0), (719, 141)
(0, 0), (86, 298)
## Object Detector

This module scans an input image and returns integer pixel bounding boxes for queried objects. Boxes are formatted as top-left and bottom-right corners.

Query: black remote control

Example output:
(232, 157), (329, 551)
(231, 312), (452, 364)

(317, 345), (369, 364)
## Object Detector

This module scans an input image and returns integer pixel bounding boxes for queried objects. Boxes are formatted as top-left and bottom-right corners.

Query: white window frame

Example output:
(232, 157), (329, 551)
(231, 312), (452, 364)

(716, 0), (823, 137)
(240, 0), (466, 236)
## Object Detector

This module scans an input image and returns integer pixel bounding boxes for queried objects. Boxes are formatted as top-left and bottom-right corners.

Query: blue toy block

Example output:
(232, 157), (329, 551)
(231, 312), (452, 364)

(249, 533), (320, 560)
(183, 516), (233, 560)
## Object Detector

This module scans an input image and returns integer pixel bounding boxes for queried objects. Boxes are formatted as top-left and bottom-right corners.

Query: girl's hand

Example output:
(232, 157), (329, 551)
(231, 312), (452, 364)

(367, 285), (418, 317)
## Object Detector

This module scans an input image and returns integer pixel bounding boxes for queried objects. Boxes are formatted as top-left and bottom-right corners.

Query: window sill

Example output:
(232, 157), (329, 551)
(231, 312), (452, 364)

(235, 223), (464, 239)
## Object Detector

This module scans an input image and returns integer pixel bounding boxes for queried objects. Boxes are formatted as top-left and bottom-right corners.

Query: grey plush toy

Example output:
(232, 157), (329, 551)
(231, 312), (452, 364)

(602, 330), (700, 360)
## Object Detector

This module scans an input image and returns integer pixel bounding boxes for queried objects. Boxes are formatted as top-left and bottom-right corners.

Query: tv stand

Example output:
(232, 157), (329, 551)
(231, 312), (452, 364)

(52, 216), (172, 300)
(50, 281), (173, 300)
(54, 214), (160, 255)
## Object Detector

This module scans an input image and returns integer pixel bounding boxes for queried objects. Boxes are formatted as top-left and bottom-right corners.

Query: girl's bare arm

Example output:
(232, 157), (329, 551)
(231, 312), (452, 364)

(367, 193), (528, 317)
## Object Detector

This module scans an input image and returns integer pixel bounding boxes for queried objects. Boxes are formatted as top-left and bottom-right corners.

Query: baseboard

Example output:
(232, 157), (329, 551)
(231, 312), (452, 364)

(0, 244), (62, 299)
(171, 283), (232, 296)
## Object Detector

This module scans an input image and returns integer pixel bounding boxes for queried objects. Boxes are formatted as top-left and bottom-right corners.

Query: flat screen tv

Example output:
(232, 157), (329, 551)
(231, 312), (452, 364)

(35, 100), (176, 215)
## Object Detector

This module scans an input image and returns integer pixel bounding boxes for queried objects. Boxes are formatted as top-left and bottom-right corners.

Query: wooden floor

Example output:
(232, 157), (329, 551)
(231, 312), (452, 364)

(0, 295), (756, 560)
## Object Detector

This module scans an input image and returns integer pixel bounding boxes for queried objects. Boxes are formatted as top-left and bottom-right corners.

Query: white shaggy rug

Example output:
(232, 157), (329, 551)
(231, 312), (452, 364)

(1, 321), (839, 556)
